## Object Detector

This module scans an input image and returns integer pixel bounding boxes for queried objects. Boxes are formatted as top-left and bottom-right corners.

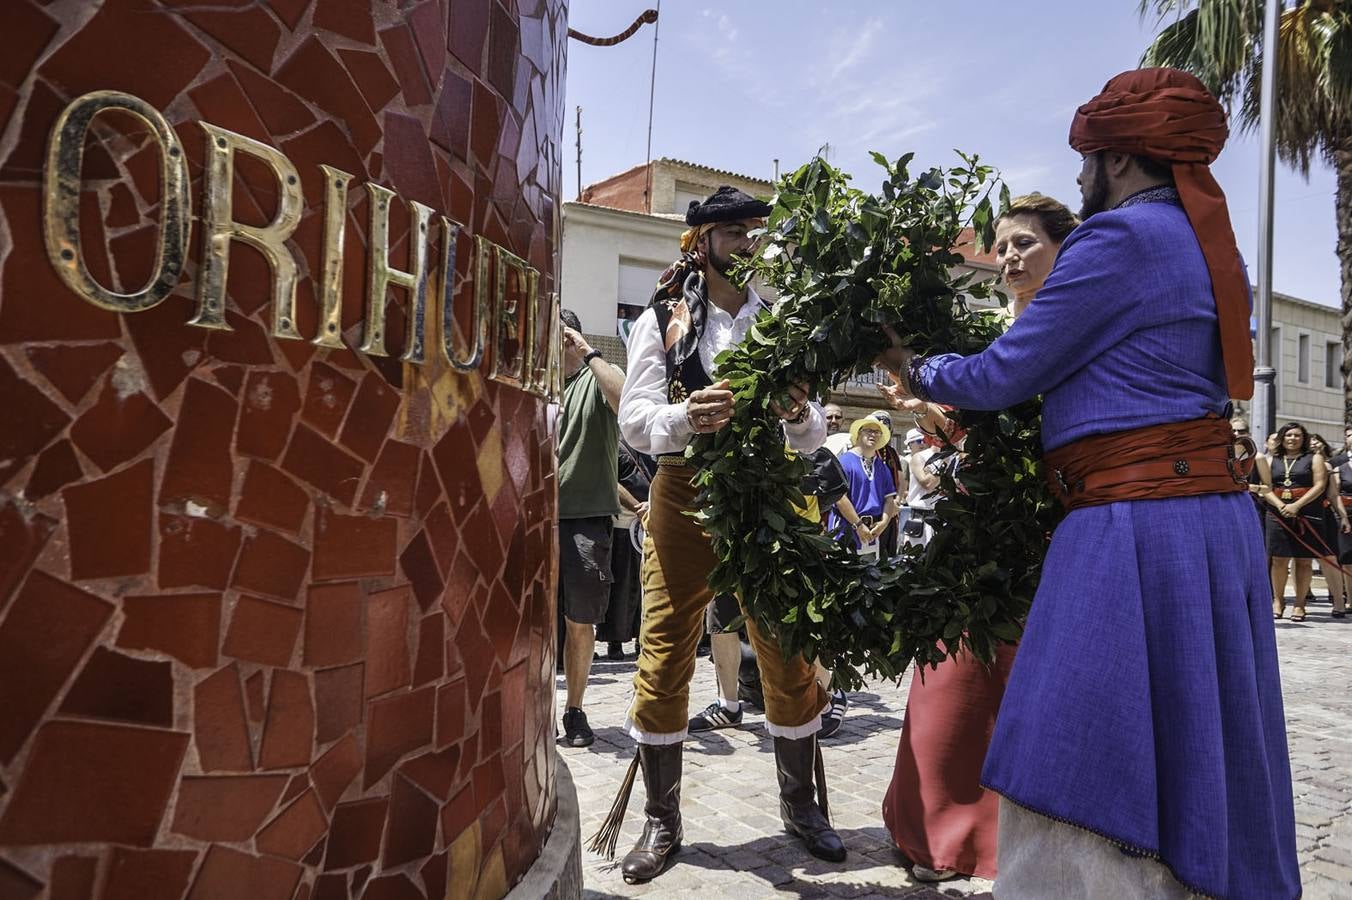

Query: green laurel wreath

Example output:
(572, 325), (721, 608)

(688, 153), (1061, 690)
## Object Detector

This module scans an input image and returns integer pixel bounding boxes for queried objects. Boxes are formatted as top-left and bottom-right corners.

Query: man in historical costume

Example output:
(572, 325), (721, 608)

(590, 186), (845, 883)
(882, 69), (1299, 899)
(556, 309), (627, 747)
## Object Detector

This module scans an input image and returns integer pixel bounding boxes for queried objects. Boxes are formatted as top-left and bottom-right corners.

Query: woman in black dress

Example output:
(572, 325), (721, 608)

(1328, 453), (1352, 619)
(1264, 422), (1328, 622)
(1310, 434), (1350, 616)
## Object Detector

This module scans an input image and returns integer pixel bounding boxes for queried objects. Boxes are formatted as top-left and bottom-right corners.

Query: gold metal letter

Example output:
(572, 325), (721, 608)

(436, 216), (489, 371)
(43, 90), (190, 312)
(362, 183), (432, 362)
(526, 290), (559, 398)
(192, 123), (304, 335)
(488, 243), (538, 388)
(314, 164), (353, 348)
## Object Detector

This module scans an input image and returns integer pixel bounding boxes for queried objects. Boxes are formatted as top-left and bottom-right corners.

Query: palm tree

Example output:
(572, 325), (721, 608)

(1139, 0), (1352, 421)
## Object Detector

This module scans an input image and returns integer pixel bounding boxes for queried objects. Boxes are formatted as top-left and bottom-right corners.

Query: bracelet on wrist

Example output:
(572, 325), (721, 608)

(582, 349), (603, 365)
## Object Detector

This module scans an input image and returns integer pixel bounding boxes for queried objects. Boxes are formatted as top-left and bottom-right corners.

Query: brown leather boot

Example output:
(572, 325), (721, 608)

(620, 742), (683, 883)
(774, 734), (846, 862)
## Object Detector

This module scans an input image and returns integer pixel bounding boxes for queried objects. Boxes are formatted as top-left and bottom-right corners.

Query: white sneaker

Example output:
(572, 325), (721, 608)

(911, 864), (957, 882)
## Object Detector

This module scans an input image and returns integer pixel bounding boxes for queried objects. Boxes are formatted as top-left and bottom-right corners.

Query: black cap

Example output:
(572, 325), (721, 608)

(685, 185), (773, 226)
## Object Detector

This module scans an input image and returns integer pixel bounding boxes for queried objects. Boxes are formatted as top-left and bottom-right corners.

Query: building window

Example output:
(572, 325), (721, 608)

(1298, 333), (1310, 384)
(617, 260), (666, 342)
(1327, 341), (1342, 390)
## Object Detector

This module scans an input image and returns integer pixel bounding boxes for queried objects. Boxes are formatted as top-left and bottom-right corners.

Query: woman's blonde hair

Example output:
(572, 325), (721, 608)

(998, 193), (1079, 245)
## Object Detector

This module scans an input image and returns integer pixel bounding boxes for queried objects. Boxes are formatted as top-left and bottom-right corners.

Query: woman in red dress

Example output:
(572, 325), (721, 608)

(880, 194), (1078, 882)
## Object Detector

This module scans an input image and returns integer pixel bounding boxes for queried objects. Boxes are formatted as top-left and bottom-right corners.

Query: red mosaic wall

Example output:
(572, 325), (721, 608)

(0, 2), (566, 898)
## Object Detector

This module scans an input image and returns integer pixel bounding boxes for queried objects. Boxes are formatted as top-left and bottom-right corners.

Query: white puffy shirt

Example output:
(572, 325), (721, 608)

(618, 287), (826, 456)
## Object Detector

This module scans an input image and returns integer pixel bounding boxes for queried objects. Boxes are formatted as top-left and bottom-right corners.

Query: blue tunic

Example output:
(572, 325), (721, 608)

(916, 195), (1299, 899)
(828, 451), (896, 547)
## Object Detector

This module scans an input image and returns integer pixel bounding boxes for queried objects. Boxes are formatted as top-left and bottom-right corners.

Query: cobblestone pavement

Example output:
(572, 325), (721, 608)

(558, 587), (1351, 899)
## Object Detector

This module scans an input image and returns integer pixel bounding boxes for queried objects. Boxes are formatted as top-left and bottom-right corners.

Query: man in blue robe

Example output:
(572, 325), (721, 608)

(881, 68), (1299, 899)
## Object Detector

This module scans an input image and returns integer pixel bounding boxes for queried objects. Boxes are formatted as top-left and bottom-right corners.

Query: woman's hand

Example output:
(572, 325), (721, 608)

(770, 382), (812, 422)
(1340, 516), (1350, 534)
(686, 379), (735, 433)
(1280, 502), (1297, 518)
(878, 370), (916, 410)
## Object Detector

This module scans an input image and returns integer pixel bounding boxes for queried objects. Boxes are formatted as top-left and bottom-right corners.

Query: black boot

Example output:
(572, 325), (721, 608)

(620, 743), (683, 882)
(774, 734), (846, 862)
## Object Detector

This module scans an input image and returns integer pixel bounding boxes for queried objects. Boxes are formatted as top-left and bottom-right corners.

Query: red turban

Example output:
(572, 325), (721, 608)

(1069, 68), (1253, 400)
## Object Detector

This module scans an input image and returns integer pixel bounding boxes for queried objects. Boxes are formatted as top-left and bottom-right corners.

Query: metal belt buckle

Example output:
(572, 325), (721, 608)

(1281, 489), (1293, 501)
(1054, 468), (1071, 496)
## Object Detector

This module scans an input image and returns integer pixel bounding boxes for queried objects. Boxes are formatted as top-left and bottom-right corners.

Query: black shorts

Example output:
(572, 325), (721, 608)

(705, 592), (743, 634)
(558, 516), (613, 624)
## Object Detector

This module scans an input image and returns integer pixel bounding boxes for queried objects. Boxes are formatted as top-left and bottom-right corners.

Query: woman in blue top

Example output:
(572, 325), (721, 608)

(829, 414), (897, 559)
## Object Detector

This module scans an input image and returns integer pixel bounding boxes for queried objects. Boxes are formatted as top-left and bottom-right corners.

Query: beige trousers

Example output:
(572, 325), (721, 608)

(627, 463), (827, 741)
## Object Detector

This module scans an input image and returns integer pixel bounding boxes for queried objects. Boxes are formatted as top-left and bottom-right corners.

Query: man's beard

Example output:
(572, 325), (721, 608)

(1079, 163), (1110, 219)
(708, 247), (744, 279)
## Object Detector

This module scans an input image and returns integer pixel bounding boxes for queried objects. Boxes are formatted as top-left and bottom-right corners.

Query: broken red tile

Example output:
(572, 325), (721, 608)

(420, 852), (448, 900)
(22, 342), (123, 405)
(439, 782), (476, 846)
(398, 745), (459, 804)
(58, 646), (173, 727)
(383, 774), (439, 867)
(274, 36), (380, 155)
(312, 874), (348, 900)
(314, 0), (376, 45)
(0, 858), (41, 900)
(246, 670), (267, 722)
(182, 4), (282, 72)
(430, 70), (473, 159)
(226, 57), (315, 138)
(256, 788), (328, 861)
(211, 363), (246, 396)
(338, 48), (400, 112)
(25, 439), (84, 500)
(310, 732), (361, 812)
(432, 418), (480, 517)
(312, 509), (397, 581)
(365, 585), (411, 698)
(486, 1), (519, 99)
(0, 2), (58, 87)
(172, 774), (288, 842)
(303, 582), (364, 668)
(232, 528), (309, 601)
(194, 664), (253, 771)
(300, 361), (357, 438)
(400, 530), (444, 611)
(383, 112), (445, 211)
(207, 307), (277, 363)
(223, 594), (303, 666)
(0, 185), (121, 342)
(361, 874), (423, 900)
(0, 720), (188, 845)
(364, 686), (435, 788)
(161, 378), (239, 514)
(338, 373), (401, 462)
(0, 568), (112, 763)
(358, 439), (419, 518)
(423, 502), (460, 575)
(116, 592), (220, 669)
(434, 676), (467, 750)
(158, 513), (243, 591)
(412, 612), (445, 686)
(47, 856), (97, 900)
(378, 25), (432, 107)
(187, 69), (273, 146)
(259, 669), (315, 769)
(0, 503), (54, 616)
(315, 663), (364, 744)
(237, 370), (302, 461)
(280, 424), (365, 507)
(122, 296), (209, 401)
(187, 845), (301, 900)
(281, 118), (367, 205)
(0, 353), (71, 467)
(39, 0), (210, 109)
(322, 797), (388, 870)
(102, 847), (197, 900)
(447, 0), (491, 70)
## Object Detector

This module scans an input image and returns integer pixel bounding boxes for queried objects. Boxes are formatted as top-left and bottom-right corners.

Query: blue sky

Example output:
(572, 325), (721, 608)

(563, 1), (1341, 306)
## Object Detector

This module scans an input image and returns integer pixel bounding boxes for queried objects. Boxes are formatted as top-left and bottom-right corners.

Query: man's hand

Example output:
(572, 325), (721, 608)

(874, 324), (915, 377)
(878, 370), (916, 410)
(686, 379), (735, 433)
(562, 326), (592, 369)
(636, 501), (650, 521)
(769, 382), (812, 422)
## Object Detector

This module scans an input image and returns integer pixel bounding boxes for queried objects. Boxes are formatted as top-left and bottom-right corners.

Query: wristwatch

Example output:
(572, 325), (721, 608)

(582, 349), (603, 365)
